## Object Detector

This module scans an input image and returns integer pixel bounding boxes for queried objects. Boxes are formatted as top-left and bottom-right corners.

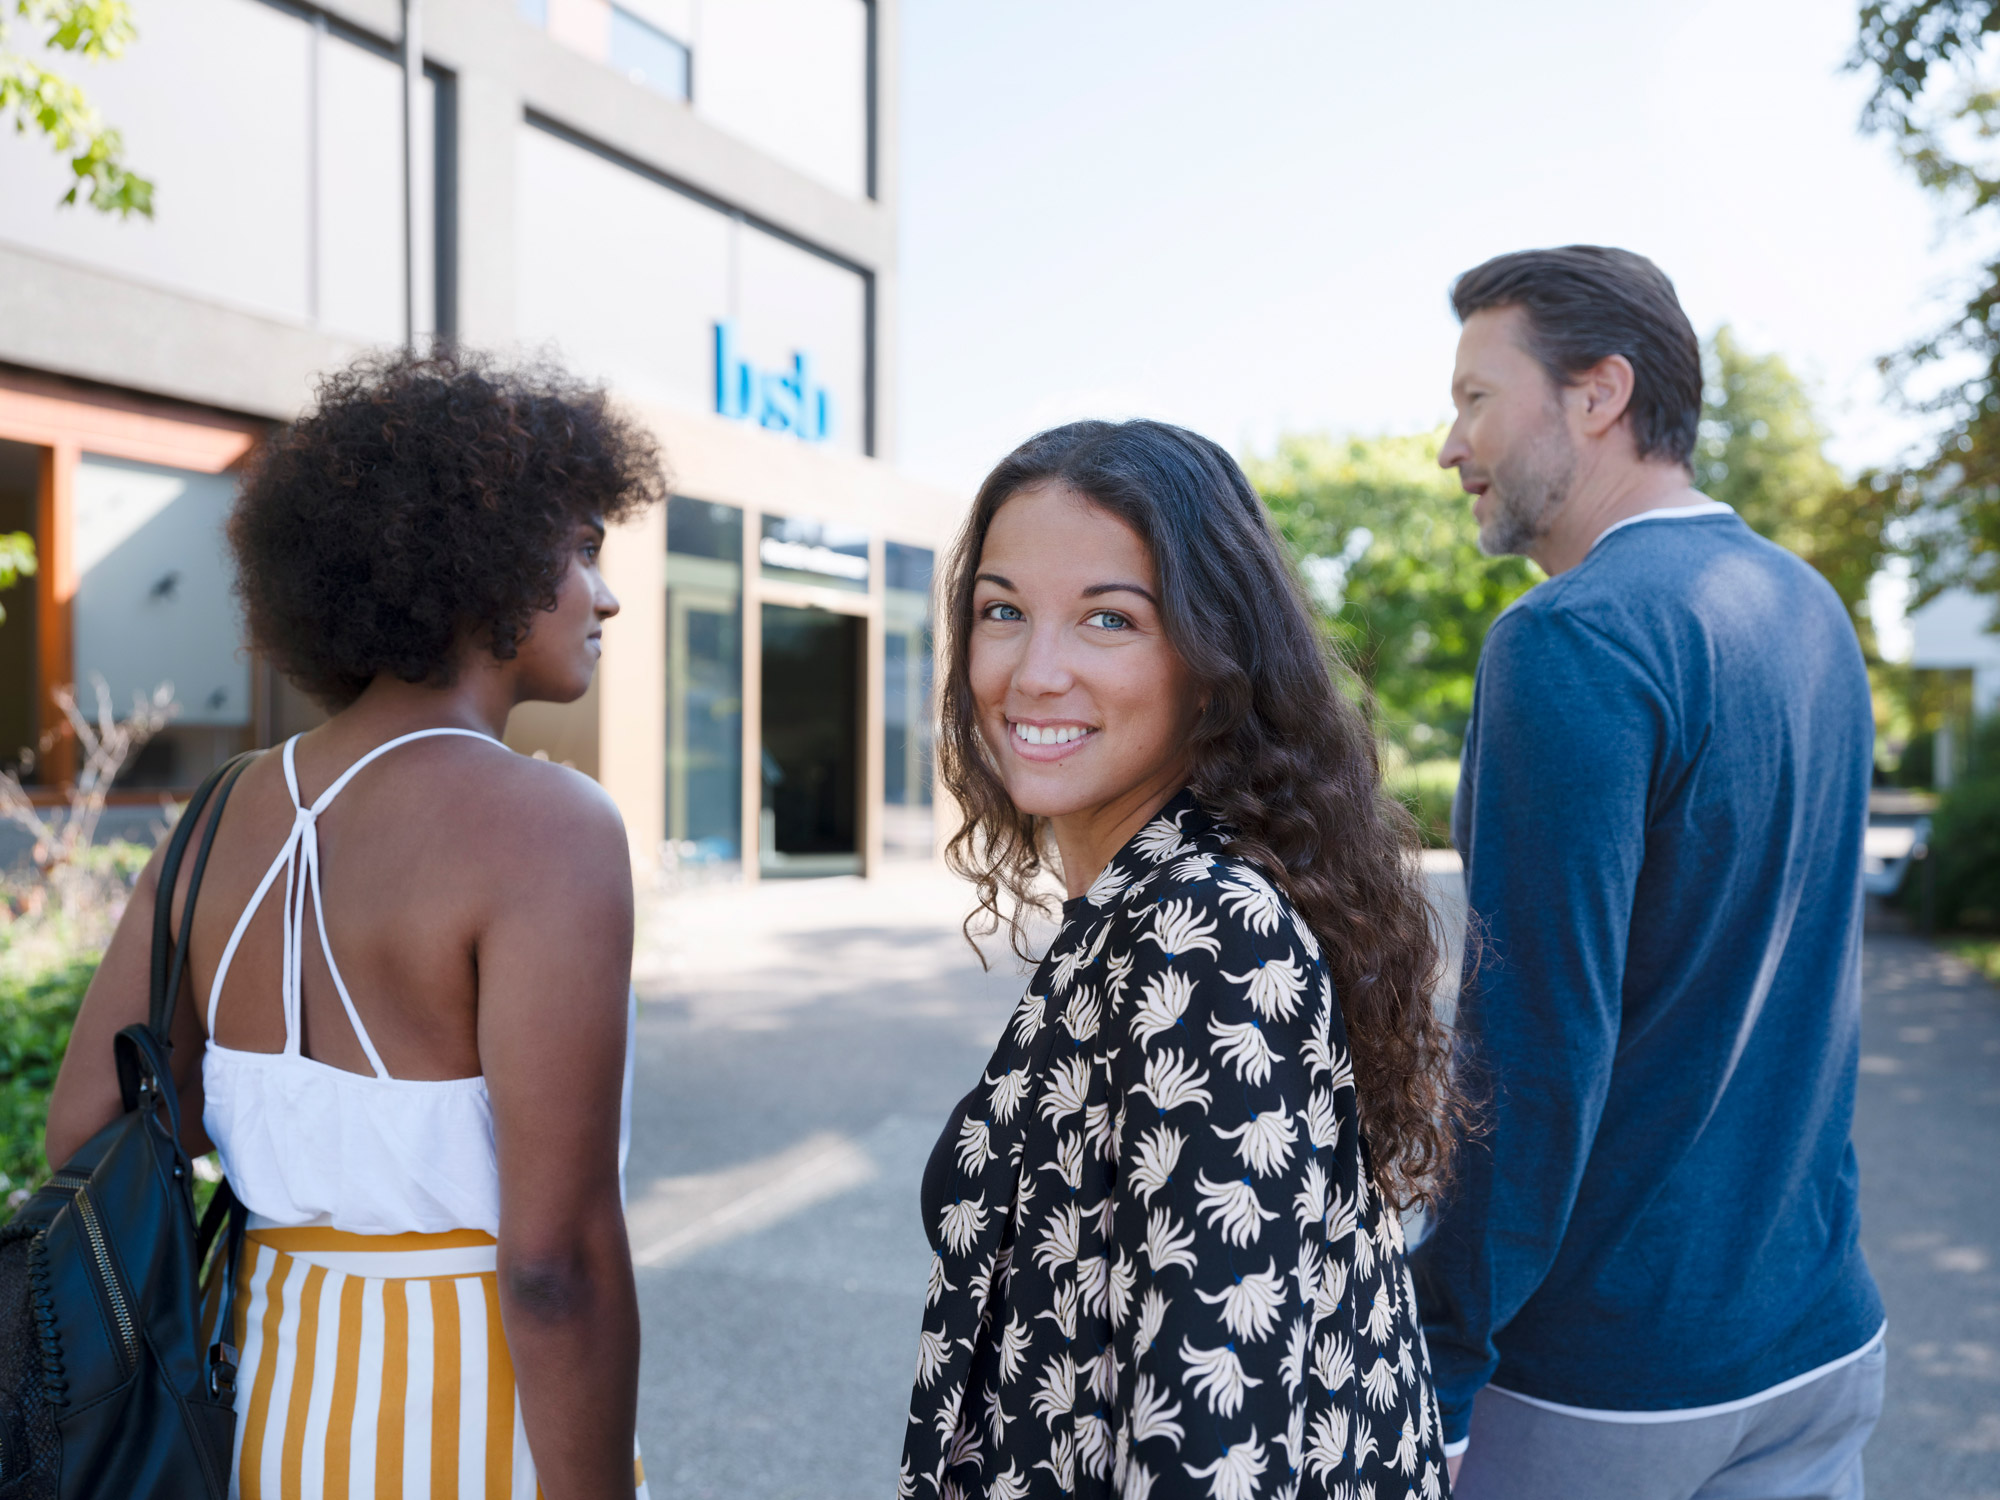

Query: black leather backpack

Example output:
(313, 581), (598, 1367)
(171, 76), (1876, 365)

(0, 752), (254, 1500)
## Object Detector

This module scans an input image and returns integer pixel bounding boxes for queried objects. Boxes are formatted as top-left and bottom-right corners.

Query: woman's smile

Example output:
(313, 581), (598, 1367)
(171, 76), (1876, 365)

(1006, 717), (1098, 760)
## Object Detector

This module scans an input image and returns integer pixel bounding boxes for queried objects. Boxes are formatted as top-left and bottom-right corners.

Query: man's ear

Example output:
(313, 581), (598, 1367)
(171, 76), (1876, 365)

(1572, 354), (1636, 439)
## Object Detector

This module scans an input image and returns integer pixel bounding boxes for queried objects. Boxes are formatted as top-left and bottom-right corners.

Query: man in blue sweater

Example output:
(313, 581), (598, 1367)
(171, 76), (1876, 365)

(1412, 247), (1885, 1499)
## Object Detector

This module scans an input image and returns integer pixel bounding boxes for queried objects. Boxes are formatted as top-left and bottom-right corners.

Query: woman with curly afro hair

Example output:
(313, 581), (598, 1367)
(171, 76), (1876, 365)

(47, 348), (668, 1497)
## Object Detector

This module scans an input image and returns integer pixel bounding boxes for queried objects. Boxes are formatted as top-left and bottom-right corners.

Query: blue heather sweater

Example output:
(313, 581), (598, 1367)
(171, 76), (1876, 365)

(1410, 510), (1883, 1447)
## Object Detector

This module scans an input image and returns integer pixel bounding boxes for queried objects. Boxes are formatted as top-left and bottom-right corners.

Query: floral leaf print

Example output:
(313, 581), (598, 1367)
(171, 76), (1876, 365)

(1131, 809), (1192, 862)
(987, 1462), (1030, 1500)
(1213, 1104), (1299, 1177)
(983, 1381), (1012, 1446)
(1176, 1425), (1276, 1500)
(1217, 867), (1284, 935)
(1360, 1355), (1399, 1412)
(997, 1311), (1033, 1385)
(1325, 1182), (1359, 1245)
(1084, 1099), (1117, 1163)
(1034, 1200), (1081, 1274)
(1351, 1420), (1378, 1469)
(1300, 1021), (1350, 1088)
(1179, 1340), (1266, 1418)
(1195, 1171), (1280, 1247)
(1314, 1331), (1356, 1394)
(1423, 1458), (1445, 1499)
(937, 1194), (989, 1255)
(1289, 907), (1323, 961)
(985, 1065), (1031, 1124)
(1078, 1252), (1110, 1319)
(926, 1253), (957, 1309)
(1392, 1416), (1420, 1476)
(1294, 1156), (1330, 1231)
(1395, 1338), (1416, 1387)
(1083, 1191), (1116, 1242)
(1140, 1207), (1199, 1276)
(1084, 1343), (1123, 1405)
(1011, 990), (1048, 1048)
(1314, 1257), (1350, 1328)
(1031, 1353), (1078, 1428)
(1118, 1454), (1157, 1500)
(1077, 1412), (1116, 1482)
(1104, 947), (1137, 1013)
(1195, 1257), (1289, 1342)
(1139, 898), (1222, 961)
(1352, 1211), (1378, 1281)
(1222, 950), (1310, 1022)
(1049, 938), (1092, 997)
(1128, 1123), (1187, 1204)
(1086, 858), (1135, 907)
(1039, 1054), (1091, 1127)
(1038, 1277), (1079, 1342)
(1131, 968), (1196, 1048)
(1035, 1429), (1077, 1492)
(1277, 1403), (1307, 1476)
(1304, 1407), (1350, 1482)
(1304, 1086), (1343, 1152)
(1130, 1047), (1214, 1114)
(1208, 1015), (1284, 1087)
(1279, 1316), (1311, 1398)
(1128, 1372), (1186, 1448)
(1167, 850), (1218, 884)
(945, 1410), (984, 1472)
(1062, 983), (1103, 1042)
(1108, 1252), (1137, 1329)
(915, 1324), (953, 1388)
(1361, 1278), (1395, 1344)
(1292, 1239), (1323, 1312)
(1134, 1285), (1171, 1358)
(1041, 1129), (1084, 1191)
(956, 1114), (997, 1174)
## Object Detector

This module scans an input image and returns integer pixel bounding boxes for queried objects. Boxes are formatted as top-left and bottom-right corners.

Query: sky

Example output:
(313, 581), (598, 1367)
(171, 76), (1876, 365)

(893, 0), (1980, 508)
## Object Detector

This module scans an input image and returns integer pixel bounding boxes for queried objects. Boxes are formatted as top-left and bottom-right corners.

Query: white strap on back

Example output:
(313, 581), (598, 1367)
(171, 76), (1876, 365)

(206, 727), (498, 1079)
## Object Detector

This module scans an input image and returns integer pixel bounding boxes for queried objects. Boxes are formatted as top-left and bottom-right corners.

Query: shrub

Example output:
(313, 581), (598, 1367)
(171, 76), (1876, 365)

(0, 956), (95, 1204)
(1918, 713), (2000, 931)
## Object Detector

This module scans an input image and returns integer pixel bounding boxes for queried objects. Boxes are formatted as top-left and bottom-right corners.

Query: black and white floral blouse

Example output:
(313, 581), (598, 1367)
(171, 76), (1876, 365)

(903, 790), (1448, 1500)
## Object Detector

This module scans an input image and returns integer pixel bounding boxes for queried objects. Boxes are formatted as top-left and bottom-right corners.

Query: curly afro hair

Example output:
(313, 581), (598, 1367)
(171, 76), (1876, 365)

(229, 347), (668, 709)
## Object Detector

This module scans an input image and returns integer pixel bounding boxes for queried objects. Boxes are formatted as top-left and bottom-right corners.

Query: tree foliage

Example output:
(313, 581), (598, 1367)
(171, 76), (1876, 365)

(1852, 0), (2000, 604)
(1247, 430), (1538, 758)
(1695, 326), (1892, 652)
(0, 0), (152, 217)
(0, 531), (32, 627)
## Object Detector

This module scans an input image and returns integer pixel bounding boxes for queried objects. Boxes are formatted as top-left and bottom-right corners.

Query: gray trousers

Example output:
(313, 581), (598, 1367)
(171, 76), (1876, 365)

(1453, 1343), (1886, 1500)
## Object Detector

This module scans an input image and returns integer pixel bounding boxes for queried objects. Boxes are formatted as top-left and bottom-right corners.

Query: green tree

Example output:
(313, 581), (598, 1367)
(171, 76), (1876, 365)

(0, 0), (152, 216)
(1695, 325), (1893, 653)
(1246, 430), (1539, 759)
(1850, 1), (2000, 608)
(0, 531), (32, 626)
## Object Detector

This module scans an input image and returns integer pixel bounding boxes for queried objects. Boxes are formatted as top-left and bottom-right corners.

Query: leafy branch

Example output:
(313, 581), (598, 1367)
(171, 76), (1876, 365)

(0, 0), (152, 216)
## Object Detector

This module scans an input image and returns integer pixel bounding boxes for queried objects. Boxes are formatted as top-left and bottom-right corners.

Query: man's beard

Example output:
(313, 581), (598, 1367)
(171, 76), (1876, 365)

(1477, 415), (1576, 558)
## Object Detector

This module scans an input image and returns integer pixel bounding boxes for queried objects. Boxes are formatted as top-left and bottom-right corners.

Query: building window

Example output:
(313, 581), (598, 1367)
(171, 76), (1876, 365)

(666, 496), (744, 863)
(609, 7), (691, 100)
(759, 513), (869, 593)
(883, 541), (934, 856)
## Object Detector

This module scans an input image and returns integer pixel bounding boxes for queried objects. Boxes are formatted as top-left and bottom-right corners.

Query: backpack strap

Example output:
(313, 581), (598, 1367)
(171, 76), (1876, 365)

(195, 1181), (249, 1401)
(149, 752), (258, 1041)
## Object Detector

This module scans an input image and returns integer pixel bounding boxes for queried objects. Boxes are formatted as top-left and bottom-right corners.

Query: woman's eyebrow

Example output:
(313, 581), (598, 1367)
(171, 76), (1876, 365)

(1083, 582), (1157, 604)
(974, 571), (1015, 589)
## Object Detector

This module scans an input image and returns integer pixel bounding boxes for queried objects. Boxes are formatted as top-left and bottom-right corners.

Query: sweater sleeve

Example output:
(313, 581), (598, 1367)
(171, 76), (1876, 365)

(1410, 604), (1671, 1448)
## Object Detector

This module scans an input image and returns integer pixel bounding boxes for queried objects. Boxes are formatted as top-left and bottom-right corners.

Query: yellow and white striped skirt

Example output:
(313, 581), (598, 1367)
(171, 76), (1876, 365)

(209, 1224), (648, 1500)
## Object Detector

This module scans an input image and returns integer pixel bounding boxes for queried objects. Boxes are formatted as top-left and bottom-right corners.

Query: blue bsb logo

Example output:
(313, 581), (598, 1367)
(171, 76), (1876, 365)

(713, 321), (833, 442)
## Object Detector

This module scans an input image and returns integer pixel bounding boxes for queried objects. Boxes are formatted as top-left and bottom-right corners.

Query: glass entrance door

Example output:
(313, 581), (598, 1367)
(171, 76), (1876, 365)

(759, 602), (862, 877)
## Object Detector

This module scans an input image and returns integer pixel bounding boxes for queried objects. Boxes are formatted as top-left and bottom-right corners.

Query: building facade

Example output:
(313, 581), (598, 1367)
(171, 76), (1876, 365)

(0, 0), (956, 878)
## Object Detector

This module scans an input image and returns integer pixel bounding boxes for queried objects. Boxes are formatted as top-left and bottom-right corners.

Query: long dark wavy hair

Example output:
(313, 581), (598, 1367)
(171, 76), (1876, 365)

(938, 419), (1464, 1208)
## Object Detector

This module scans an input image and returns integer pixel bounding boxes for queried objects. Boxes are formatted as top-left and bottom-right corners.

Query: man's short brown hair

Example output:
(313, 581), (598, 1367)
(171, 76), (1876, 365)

(1451, 245), (1702, 468)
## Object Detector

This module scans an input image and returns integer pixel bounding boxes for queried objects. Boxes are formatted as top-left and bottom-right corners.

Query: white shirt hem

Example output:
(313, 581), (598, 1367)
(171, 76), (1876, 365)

(1484, 1323), (1886, 1425)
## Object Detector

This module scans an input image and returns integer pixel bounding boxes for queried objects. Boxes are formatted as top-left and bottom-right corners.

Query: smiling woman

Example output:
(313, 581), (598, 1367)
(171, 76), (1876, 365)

(901, 419), (1466, 1498)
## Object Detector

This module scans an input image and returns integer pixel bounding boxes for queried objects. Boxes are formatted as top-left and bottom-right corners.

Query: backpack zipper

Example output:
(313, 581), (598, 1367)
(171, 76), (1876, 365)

(71, 1187), (139, 1371)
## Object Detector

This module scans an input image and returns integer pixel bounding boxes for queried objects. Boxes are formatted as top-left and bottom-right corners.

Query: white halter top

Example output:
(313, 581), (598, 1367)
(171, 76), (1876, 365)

(200, 729), (505, 1236)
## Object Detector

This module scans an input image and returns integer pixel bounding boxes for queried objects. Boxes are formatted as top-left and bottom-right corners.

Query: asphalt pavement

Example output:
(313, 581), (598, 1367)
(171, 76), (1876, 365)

(623, 865), (1999, 1499)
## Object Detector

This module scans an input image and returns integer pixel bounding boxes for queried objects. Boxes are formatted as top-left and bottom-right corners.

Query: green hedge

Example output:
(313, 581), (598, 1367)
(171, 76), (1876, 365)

(1911, 714), (2000, 932)
(0, 956), (96, 1202)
